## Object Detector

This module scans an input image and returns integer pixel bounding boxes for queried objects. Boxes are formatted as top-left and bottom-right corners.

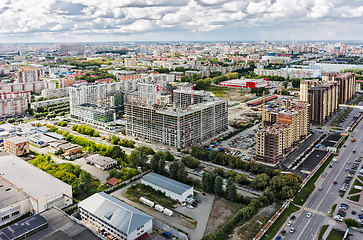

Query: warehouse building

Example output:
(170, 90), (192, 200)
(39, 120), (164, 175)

(84, 154), (118, 170)
(0, 153), (72, 226)
(141, 172), (193, 202)
(78, 192), (153, 240)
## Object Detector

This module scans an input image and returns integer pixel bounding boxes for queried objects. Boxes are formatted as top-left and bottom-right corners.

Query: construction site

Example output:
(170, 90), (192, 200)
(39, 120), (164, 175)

(124, 84), (228, 149)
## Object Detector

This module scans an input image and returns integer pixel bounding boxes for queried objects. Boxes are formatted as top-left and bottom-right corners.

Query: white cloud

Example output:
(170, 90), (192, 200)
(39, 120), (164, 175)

(0, 0), (360, 41)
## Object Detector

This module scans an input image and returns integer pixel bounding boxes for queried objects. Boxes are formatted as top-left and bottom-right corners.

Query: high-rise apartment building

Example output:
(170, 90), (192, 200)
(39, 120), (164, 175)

(70, 83), (123, 127)
(125, 95), (228, 149)
(0, 91), (31, 119)
(256, 100), (310, 165)
(17, 67), (40, 83)
(60, 44), (85, 55)
(308, 82), (339, 125)
(322, 72), (356, 104)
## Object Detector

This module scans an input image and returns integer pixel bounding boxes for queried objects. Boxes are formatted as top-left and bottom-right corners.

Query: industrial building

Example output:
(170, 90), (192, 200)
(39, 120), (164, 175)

(256, 100), (310, 165)
(0, 153), (72, 226)
(141, 172), (193, 202)
(125, 98), (228, 149)
(70, 82), (123, 127)
(84, 154), (118, 170)
(78, 192), (153, 240)
(219, 78), (269, 89)
(4, 136), (29, 156)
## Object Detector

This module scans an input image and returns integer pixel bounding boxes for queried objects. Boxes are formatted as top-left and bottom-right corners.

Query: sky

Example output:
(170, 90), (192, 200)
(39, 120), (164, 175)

(0, 0), (362, 43)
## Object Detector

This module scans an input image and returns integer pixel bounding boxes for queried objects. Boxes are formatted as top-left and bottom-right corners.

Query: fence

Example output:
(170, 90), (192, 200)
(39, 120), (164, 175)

(154, 219), (189, 240)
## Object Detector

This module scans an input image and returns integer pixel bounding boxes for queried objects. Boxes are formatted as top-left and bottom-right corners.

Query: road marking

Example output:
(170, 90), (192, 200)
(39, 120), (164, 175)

(304, 207), (327, 217)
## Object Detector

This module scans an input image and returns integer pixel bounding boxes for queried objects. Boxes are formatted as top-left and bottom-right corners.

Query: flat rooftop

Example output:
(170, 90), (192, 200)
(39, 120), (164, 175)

(0, 178), (28, 209)
(142, 172), (192, 195)
(0, 152), (71, 202)
(4, 136), (28, 144)
(25, 208), (99, 240)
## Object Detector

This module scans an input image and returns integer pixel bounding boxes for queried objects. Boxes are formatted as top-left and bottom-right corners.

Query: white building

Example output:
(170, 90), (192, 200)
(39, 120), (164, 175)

(141, 173), (193, 202)
(84, 154), (118, 170)
(79, 192), (153, 240)
(0, 91), (31, 119)
(0, 153), (72, 226)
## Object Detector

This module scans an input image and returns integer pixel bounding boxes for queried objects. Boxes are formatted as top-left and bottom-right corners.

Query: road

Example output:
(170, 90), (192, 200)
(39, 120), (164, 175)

(278, 100), (363, 240)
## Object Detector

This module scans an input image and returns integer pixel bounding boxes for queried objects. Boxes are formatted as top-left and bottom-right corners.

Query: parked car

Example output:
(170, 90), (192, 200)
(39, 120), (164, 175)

(289, 228), (295, 234)
(306, 213), (312, 218)
(287, 221), (292, 226)
(280, 230), (286, 236)
(290, 215), (296, 220)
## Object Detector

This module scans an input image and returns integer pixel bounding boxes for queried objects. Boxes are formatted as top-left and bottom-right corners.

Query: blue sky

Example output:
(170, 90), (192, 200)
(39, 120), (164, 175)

(0, 0), (362, 42)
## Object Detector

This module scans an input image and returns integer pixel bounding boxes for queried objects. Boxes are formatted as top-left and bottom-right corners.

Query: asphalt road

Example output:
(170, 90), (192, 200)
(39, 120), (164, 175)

(278, 102), (363, 240)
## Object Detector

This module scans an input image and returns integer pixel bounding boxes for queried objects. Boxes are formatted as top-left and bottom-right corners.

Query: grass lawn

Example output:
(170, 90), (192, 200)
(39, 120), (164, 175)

(126, 183), (177, 209)
(206, 86), (228, 97)
(348, 187), (362, 195)
(359, 176), (363, 182)
(326, 228), (345, 240)
(318, 225), (329, 240)
(29, 142), (40, 148)
(347, 194), (360, 202)
(237, 212), (270, 240)
(294, 154), (336, 205)
(353, 179), (363, 186)
(260, 204), (300, 240)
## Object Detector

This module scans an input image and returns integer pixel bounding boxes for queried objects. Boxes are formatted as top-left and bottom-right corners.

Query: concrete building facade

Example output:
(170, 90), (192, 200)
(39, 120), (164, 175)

(0, 91), (31, 119)
(322, 72), (356, 104)
(256, 100), (310, 165)
(17, 67), (40, 83)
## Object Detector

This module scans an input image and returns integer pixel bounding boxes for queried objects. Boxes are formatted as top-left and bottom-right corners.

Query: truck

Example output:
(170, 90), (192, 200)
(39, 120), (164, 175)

(163, 208), (173, 216)
(352, 137), (355, 142)
(155, 204), (164, 212)
(139, 197), (154, 207)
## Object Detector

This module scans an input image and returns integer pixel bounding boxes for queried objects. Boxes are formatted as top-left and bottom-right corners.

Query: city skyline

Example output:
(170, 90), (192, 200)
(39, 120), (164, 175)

(0, 0), (362, 43)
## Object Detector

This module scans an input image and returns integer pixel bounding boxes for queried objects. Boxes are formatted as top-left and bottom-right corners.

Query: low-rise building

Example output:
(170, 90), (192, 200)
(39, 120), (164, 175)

(78, 192), (153, 240)
(4, 136), (29, 156)
(84, 154), (118, 170)
(0, 153), (72, 226)
(141, 172), (193, 202)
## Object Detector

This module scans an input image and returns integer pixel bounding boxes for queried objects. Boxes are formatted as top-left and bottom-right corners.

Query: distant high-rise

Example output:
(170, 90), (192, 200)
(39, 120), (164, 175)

(60, 44), (85, 55)
(322, 72), (356, 104)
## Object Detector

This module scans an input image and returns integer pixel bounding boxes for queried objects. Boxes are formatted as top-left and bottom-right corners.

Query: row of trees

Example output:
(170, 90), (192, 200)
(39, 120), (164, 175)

(108, 167), (140, 181)
(214, 167), (250, 186)
(108, 135), (135, 148)
(202, 172), (238, 202)
(72, 124), (100, 137)
(30, 154), (92, 198)
(181, 156), (200, 169)
(191, 146), (279, 178)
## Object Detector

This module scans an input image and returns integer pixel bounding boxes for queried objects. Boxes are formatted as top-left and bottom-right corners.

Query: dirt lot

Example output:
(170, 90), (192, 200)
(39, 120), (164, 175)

(203, 197), (245, 237)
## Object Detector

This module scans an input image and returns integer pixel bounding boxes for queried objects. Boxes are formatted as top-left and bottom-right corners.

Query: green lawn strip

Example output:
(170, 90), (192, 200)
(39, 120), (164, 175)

(347, 194), (360, 202)
(337, 135), (349, 149)
(329, 204), (337, 217)
(326, 228), (345, 240)
(318, 225), (329, 240)
(294, 154), (336, 205)
(359, 176), (363, 182)
(348, 187), (362, 195)
(353, 179), (363, 186)
(29, 142), (40, 148)
(260, 204), (300, 240)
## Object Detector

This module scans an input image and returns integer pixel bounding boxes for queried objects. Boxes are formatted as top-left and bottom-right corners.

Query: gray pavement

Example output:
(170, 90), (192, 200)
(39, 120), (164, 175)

(276, 98), (363, 240)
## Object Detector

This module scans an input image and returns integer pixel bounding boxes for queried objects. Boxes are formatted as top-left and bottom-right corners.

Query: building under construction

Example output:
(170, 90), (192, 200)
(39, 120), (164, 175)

(125, 88), (228, 149)
(256, 99), (310, 165)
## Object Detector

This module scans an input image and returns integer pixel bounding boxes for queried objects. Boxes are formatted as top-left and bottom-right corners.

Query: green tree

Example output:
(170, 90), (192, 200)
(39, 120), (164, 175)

(214, 176), (224, 196)
(344, 218), (361, 228)
(163, 151), (174, 162)
(158, 158), (166, 175)
(169, 161), (179, 179)
(181, 156), (200, 169)
(73, 171), (92, 196)
(177, 163), (188, 182)
(283, 81), (288, 89)
(226, 177), (237, 201)
(235, 173), (250, 185)
(251, 173), (271, 191)
(128, 150), (145, 168)
(291, 78), (301, 88)
(150, 152), (162, 172)
(202, 172), (216, 193)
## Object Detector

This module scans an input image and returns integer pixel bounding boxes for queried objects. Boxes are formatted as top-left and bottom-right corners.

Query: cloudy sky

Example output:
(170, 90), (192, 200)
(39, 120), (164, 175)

(0, 0), (362, 42)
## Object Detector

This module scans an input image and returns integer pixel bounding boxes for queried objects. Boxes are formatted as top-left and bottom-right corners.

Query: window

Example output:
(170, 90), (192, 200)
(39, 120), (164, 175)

(1, 215), (9, 221)
(11, 211), (20, 217)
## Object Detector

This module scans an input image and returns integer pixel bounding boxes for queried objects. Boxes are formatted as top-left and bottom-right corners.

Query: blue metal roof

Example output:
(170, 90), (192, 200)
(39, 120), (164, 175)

(142, 172), (192, 195)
